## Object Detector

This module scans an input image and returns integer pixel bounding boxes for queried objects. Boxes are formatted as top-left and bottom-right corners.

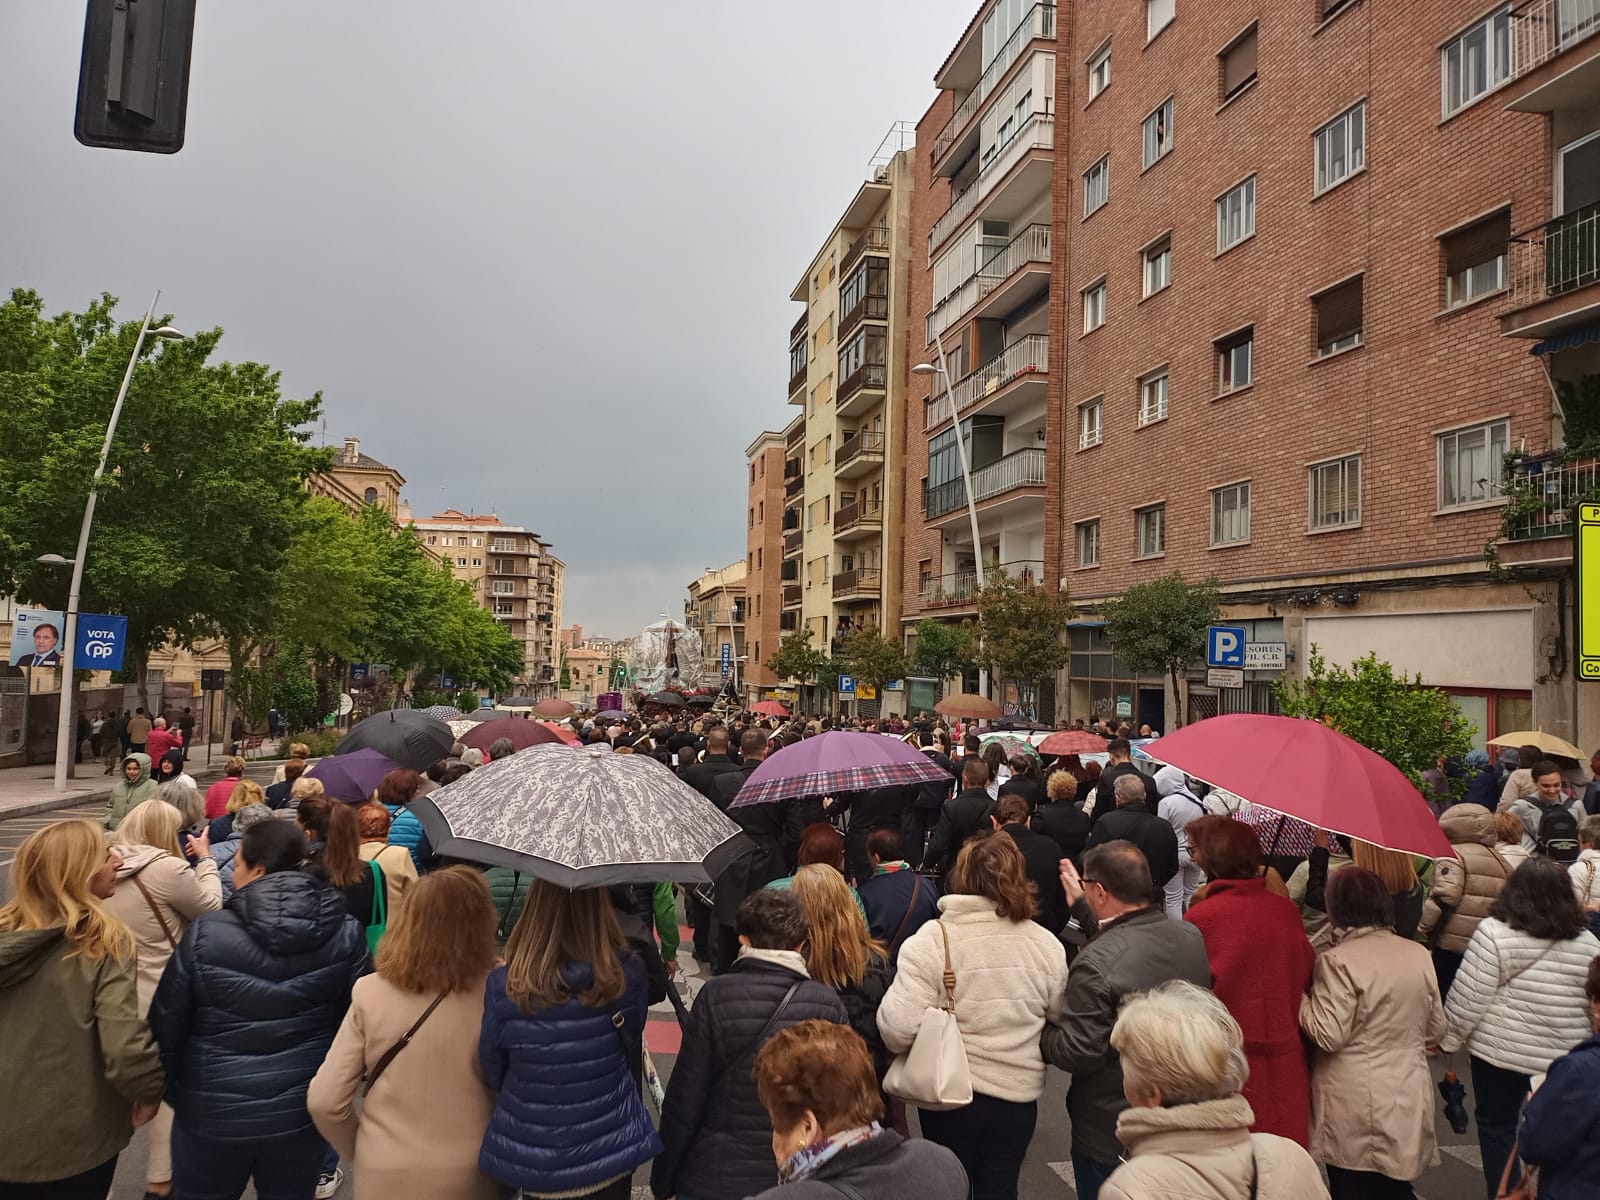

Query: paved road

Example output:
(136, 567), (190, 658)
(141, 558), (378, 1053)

(0, 808), (1494, 1198)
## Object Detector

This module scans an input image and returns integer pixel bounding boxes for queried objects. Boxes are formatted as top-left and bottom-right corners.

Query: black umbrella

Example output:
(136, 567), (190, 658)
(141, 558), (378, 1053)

(501, 696), (540, 708)
(335, 710), (455, 772)
(648, 691), (686, 708)
(684, 694), (716, 708)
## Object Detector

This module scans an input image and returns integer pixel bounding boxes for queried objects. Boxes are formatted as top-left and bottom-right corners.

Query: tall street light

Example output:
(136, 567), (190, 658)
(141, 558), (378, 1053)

(52, 291), (185, 792)
(913, 349), (985, 591)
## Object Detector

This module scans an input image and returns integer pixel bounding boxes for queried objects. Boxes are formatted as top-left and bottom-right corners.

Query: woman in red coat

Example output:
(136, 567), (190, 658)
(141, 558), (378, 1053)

(1185, 817), (1315, 1146)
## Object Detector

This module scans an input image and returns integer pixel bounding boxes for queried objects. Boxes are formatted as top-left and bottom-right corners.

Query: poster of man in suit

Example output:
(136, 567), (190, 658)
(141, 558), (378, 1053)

(10, 608), (66, 667)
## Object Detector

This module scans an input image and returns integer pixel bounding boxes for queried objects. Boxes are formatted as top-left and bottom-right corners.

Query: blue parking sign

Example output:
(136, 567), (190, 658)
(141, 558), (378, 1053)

(1206, 625), (1247, 668)
(838, 674), (857, 695)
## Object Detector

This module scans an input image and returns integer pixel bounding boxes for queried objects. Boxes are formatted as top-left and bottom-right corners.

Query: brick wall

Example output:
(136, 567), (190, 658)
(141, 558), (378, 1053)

(746, 443), (787, 687)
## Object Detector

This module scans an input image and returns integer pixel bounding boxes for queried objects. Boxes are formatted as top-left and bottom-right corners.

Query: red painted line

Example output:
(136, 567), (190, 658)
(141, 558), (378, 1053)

(646, 1018), (682, 1056)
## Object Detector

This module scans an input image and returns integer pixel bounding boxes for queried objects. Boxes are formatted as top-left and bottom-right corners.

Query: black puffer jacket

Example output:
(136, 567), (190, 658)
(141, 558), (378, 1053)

(1085, 801), (1179, 902)
(652, 955), (847, 1200)
(839, 949), (894, 1083)
(926, 787), (995, 877)
(149, 870), (370, 1141)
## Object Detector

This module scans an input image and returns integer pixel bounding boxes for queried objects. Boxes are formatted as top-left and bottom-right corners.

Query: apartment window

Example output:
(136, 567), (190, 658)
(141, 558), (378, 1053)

(1442, 6), (1512, 117)
(492, 580), (515, 595)
(1309, 455), (1362, 529)
(1314, 102), (1365, 194)
(425, 535), (436, 545)
(1142, 98), (1174, 169)
(1438, 419), (1510, 509)
(1142, 235), (1172, 297)
(808, 386), (818, 416)
(748, 507), (755, 529)
(1443, 211), (1511, 308)
(1083, 278), (1107, 332)
(457, 557), (468, 567)
(472, 537), (482, 547)
(1136, 505), (1166, 557)
(1079, 398), (1104, 449)
(1076, 520), (1100, 567)
(1147, 0), (1175, 41)
(471, 557), (482, 567)
(1211, 482), (1252, 545)
(1088, 42), (1111, 99)
(1220, 23), (1258, 101)
(1084, 156), (1109, 217)
(750, 464), (756, 483)
(1216, 177), (1256, 253)
(1216, 327), (1254, 393)
(1138, 369), (1170, 426)
(758, 500), (764, 522)
(1313, 276), (1364, 356)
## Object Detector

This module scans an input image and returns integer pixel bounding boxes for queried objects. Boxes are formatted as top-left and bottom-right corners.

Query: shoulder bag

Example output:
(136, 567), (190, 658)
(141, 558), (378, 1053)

(882, 920), (973, 1111)
(713, 980), (803, 1086)
(886, 873), (924, 958)
(130, 867), (179, 949)
(362, 991), (447, 1095)
(1494, 1137), (1536, 1199)
(365, 858), (388, 953)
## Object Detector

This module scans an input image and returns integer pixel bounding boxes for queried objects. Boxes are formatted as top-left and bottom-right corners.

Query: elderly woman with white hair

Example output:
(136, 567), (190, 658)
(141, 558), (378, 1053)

(1100, 981), (1329, 1200)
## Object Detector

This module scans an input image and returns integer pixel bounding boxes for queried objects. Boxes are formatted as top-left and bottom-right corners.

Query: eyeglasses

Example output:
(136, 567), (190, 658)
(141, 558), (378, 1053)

(1080, 877), (1105, 889)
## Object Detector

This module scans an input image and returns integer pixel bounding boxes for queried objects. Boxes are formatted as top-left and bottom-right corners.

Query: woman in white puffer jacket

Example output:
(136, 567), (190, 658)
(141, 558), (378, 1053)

(1441, 857), (1600, 1198)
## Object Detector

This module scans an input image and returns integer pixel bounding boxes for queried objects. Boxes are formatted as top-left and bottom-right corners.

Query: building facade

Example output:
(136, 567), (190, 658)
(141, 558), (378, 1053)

(745, 430), (787, 704)
(308, 436), (407, 519)
(685, 562), (748, 696)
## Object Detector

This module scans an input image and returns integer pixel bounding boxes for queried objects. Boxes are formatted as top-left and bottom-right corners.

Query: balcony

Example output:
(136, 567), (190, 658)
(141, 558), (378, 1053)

(926, 224), (1051, 345)
(924, 447), (1047, 524)
(1494, 451), (1600, 568)
(782, 583), (803, 608)
(834, 499), (883, 539)
(791, 310), (808, 344)
(839, 292), (889, 343)
(835, 431), (886, 478)
(832, 567), (882, 600)
(841, 224), (891, 276)
(779, 610), (800, 632)
(786, 420), (806, 452)
(789, 362), (809, 400)
(919, 559), (1044, 610)
(837, 361), (887, 417)
(1506, 0), (1600, 112)
(783, 528), (803, 556)
(929, 113), (1055, 257)
(784, 470), (804, 500)
(1503, 203), (1600, 338)
(931, 4), (1056, 176)
(926, 334), (1049, 433)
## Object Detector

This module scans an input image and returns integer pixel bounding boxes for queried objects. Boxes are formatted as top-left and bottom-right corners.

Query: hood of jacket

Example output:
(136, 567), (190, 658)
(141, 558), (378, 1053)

(228, 870), (351, 956)
(110, 842), (168, 880)
(1116, 1093), (1255, 1152)
(1154, 764), (1192, 798)
(1440, 803), (1497, 847)
(157, 747), (186, 781)
(0, 927), (69, 990)
(114, 752), (153, 790)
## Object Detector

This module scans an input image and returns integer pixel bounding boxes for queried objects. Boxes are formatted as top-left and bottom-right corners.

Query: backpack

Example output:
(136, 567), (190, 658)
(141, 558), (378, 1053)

(1535, 803), (1581, 864)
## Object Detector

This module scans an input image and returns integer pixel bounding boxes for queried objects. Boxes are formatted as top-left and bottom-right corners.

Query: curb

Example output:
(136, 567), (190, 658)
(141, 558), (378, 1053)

(0, 761), (282, 822)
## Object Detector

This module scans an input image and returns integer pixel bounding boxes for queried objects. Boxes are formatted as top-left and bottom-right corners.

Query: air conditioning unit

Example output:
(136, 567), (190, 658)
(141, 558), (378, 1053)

(873, 164), (889, 182)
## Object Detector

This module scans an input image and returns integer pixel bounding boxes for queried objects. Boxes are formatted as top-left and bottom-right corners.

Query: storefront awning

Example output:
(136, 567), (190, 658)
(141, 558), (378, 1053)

(1530, 321), (1600, 357)
(1068, 620), (1107, 628)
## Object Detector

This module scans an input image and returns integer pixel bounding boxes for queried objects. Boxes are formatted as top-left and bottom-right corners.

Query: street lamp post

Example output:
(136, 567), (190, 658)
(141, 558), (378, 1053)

(913, 338), (985, 590)
(52, 291), (184, 793)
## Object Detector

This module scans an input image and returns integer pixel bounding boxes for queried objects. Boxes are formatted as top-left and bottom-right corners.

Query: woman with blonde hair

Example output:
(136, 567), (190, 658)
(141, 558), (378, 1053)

(477, 877), (660, 1199)
(310, 867), (500, 1198)
(877, 831), (1067, 1200)
(0, 820), (164, 1196)
(209, 778), (267, 842)
(104, 799), (222, 1198)
(1100, 982), (1328, 1200)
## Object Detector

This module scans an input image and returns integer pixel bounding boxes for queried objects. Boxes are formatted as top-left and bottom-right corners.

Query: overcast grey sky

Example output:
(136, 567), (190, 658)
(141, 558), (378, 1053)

(1, 2), (974, 637)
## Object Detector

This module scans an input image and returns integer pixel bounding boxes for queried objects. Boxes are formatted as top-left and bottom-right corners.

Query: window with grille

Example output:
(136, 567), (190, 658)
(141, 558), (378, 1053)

(1220, 24), (1257, 101)
(1143, 98), (1173, 168)
(1138, 370), (1169, 426)
(1309, 455), (1362, 529)
(1313, 276), (1363, 356)
(1211, 481), (1251, 545)
(1079, 398), (1103, 449)
(1137, 505), (1166, 557)
(1143, 236), (1172, 296)
(1442, 211), (1510, 308)
(1076, 520), (1100, 567)
(1438, 420), (1509, 509)
(1216, 177), (1256, 253)
(1315, 101), (1365, 194)
(1083, 279), (1106, 332)
(1084, 156), (1109, 216)
(1088, 41), (1111, 100)
(1216, 327), (1253, 393)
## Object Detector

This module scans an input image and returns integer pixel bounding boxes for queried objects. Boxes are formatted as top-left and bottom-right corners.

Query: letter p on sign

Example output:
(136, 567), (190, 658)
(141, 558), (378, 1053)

(1207, 625), (1247, 668)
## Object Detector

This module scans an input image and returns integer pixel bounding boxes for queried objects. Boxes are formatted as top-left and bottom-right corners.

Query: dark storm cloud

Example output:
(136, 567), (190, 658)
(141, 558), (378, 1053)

(0, 1), (974, 635)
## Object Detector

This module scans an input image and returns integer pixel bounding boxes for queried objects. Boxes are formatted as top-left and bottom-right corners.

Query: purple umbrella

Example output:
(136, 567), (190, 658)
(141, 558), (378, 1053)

(730, 731), (953, 808)
(306, 747), (406, 804)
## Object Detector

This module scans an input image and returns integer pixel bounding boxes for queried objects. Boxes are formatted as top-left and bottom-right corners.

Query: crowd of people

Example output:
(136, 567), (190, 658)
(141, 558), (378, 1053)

(2, 707), (1599, 1200)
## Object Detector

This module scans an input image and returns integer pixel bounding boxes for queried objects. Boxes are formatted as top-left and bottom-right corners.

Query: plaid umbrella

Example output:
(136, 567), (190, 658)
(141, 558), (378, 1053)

(730, 731), (954, 808)
(979, 733), (1039, 760)
(417, 704), (465, 723)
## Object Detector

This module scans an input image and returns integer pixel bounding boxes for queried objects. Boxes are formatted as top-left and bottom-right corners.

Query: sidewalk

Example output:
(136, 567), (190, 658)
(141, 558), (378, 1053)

(0, 745), (283, 820)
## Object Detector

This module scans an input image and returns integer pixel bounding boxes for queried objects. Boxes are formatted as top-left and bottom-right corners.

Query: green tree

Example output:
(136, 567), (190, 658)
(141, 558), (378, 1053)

(1277, 647), (1476, 795)
(840, 625), (910, 696)
(1099, 573), (1222, 728)
(910, 618), (978, 685)
(975, 572), (1073, 717)
(765, 629), (831, 685)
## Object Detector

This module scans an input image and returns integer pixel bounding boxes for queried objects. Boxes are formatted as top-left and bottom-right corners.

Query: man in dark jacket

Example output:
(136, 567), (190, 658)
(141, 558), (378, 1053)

(905, 731), (958, 869)
(925, 757), (995, 880)
(1086, 773), (1179, 904)
(713, 729), (788, 972)
(652, 890), (846, 1200)
(1090, 738), (1158, 824)
(834, 783), (914, 884)
(856, 828), (939, 965)
(994, 794), (1069, 933)
(1042, 841), (1211, 1200)
(682, 726), (746, 962)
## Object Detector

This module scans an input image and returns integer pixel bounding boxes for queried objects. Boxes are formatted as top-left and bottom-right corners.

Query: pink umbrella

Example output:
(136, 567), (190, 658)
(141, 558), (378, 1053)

(750, 700), (790, 718)
(1143, 714), (1454, 859)
(730, 731), (953, 808)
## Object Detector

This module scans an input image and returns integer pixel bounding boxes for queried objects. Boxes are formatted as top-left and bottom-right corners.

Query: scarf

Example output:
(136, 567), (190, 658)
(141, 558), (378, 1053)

(738, 946), (809, 976)
(872, 860), (911, 876)
(780, 1123), (882, 1183)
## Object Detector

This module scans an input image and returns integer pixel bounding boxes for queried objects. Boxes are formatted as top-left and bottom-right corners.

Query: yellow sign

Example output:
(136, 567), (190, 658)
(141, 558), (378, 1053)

(858, 685), (878, 700)
(1580, 503), (1600, 680)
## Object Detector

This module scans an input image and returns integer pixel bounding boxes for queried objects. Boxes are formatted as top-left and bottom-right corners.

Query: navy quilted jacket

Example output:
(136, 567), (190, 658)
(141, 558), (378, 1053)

(148, 870), (370, 1142)
(478, 953), (662, 1193)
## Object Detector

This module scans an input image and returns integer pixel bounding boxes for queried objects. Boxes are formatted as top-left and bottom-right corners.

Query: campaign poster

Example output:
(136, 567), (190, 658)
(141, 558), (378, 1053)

(11, 608), (66, 667)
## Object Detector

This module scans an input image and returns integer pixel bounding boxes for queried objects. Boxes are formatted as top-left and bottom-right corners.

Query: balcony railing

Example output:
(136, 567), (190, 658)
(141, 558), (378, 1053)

(924, 447), (1047, 519)
(926, 335), (1049, 432)
(926, 224), (1051, 343)
(931, 4), (1056, 166)
(836, 431), (886, 471)
(832, 567), (883, 597)
(835, 499), (884, 534)
(791, 311), (808, 343)
(783, 528), (803, 555)
(841, 224), (891, 275)
(929, 113), (1055, 257)
(919, 560), (1044, 608)
(1511, 0), (1600, 77)
(838, 361), (887, 409)
(782, 583), (802, 607)
(1504, 451), (1600, 539)
(785, 472), (804, 500)
(1509, 202), (1600, 310)
(839, 292), (889, 342)
(789, 363), (809, 397)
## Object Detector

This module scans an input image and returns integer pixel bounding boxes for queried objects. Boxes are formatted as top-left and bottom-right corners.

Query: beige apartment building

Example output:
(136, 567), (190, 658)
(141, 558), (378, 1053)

(409, 510), (564, 695)
(685, 561), (748, 696)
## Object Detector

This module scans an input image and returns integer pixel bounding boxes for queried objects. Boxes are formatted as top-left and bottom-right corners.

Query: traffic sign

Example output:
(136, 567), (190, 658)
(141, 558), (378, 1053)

(1580, 503), (1600, 679)
(1206, 625), (1247, 667)
(337, 693), (354, 716)
(720, 643), (732, 677)
(1243, 642), (1287, 671)
(838, 674), (857, 695)
(1207, 667), (1245, 689)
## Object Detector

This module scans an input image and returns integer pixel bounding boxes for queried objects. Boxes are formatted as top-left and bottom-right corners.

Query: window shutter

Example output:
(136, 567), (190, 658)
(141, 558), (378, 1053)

(1222, 27), (1258, 97)
(1315, 277), (1364, 344)
(1443, 212), (1511, 275)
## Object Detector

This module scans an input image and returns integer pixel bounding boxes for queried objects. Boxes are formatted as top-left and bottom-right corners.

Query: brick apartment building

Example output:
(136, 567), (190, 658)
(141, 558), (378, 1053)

(744, 430), (788, 704)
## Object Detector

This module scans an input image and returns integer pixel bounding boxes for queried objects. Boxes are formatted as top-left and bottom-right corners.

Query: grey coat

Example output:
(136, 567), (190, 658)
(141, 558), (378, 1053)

(1042, 907), (1211, 1166)
(747, 1130), (968, 1200)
